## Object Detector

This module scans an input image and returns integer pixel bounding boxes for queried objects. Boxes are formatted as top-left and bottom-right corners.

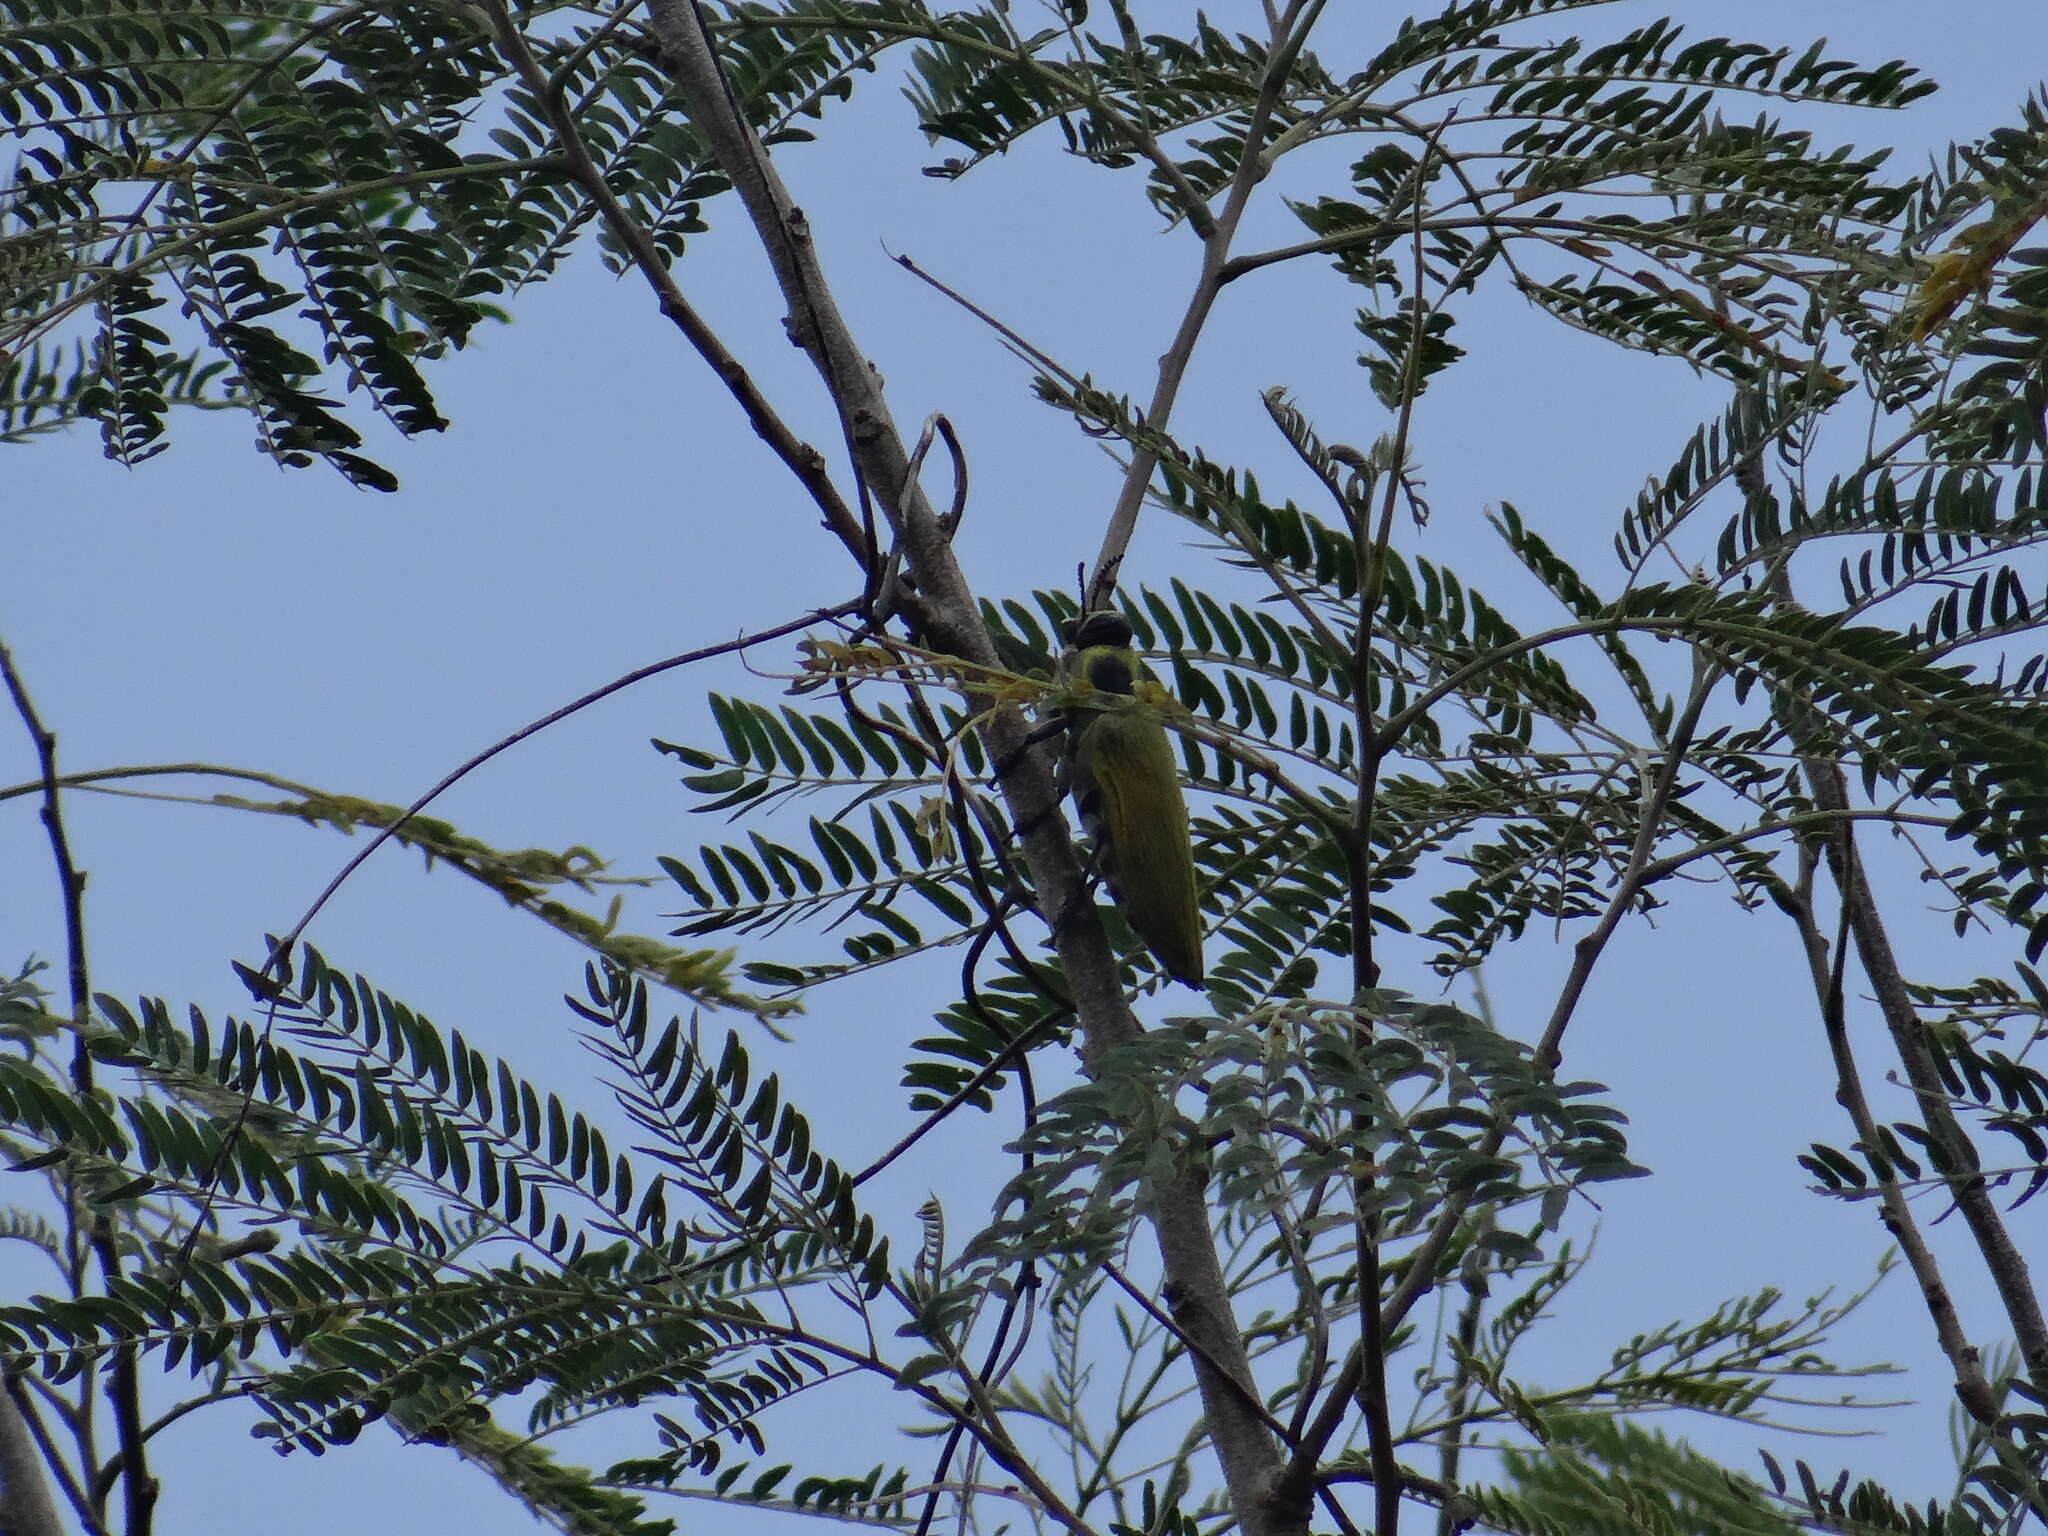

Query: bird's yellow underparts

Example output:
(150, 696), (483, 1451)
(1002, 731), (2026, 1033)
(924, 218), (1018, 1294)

(1059, 611), (1205, 989)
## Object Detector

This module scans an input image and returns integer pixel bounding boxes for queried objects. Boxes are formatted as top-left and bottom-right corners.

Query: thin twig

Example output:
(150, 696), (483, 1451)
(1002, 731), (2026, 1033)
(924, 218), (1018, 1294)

(889, 251), (1083, 388)
(0, 642), (155, 1536)
(1334, 113), (1457, 1536)
(1763, 546), (2048, 1389)
(850, 1013), (1062, 1188)
(275, 601), (862, 970)
(1781, 883), (1999, 1424)
(1100, 1261), (1294, 1446)
(1353, 109), (1455, 991)
(1098, 1263), (1366, 1536)
(912, 1232), (1039, 1536)
(1433, 1261), (1486, 1536)
(170, 600), (864, 1284)
(484, 0), (866, 561)
(1083, 0), (1323, 610)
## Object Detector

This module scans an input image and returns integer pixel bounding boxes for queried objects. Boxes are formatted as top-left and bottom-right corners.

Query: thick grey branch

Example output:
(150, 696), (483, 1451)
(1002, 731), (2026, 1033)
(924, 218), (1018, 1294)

(0, 1386), (68, 1536)
(639, 5), (1294, 1529)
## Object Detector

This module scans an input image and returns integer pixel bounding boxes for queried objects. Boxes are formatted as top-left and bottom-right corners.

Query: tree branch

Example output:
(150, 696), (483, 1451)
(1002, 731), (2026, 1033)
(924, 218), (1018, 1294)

(1774, 881), (2000, 1424)
(1755, 485), (2048, 1392)
(1083, 0), (1323, 610)
(484, 4), (866, 562)
(1800, 757), (2048, 1386)
(0, 641), (155, 1536)
(0, 1381), (73, 1536)
(637, 5), (1296, 1530)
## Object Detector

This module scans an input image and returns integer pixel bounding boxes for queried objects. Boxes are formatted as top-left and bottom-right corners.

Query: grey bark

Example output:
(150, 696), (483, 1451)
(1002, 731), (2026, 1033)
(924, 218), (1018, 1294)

(0, 1390), (65, 1536)
(639, 6), (1296, 1529)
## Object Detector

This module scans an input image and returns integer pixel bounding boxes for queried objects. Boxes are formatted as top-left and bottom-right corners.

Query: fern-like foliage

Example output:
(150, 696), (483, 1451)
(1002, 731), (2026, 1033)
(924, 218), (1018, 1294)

(0, 0), (932, 479)
(14, 2), (2048, 1532)
(969, 992), (1644, 1280)
(1473, 1410), (1800, 1535)
(0, 945), (899, 1490)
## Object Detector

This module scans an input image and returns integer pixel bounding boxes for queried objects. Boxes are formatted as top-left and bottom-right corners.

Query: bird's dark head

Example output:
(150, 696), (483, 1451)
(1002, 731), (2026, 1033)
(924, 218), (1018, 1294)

(1066, 610), (1140, 695)
(1066, 611), (1134, 651)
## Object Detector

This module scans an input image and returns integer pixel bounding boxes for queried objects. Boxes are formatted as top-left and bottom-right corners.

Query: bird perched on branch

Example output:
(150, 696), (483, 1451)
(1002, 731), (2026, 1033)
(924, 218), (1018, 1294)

(1059, 610), (1205, 989)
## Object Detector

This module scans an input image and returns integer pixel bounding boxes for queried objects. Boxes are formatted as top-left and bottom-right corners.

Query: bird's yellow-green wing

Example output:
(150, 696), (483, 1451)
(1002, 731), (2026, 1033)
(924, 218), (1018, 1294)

(1085, 707), (1204, 987)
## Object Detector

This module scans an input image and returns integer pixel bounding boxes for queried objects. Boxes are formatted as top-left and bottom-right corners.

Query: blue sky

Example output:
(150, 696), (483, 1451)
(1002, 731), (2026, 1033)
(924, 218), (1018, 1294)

(8, 4), (2048, 1530)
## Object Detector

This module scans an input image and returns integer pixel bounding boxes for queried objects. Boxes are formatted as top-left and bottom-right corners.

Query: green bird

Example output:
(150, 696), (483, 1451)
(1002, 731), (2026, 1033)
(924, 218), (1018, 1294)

(1060, 611), (1205, 989)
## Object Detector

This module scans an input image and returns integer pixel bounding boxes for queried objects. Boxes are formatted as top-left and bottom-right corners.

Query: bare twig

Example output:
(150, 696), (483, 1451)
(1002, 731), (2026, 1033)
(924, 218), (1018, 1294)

(270, 600), (864, 971)
(890, 251), (1083, 388)
(484, 1), (866, 562)
(1799, 756), (2048, 1386)
(1779, 884), (1999, 1424)
(1433, 1258), (1486, 1536)
(1096, 1267), (1365, 1536)
(0, 641), (155, 1536)
(90, 1386), (250, 1505)
(1099, 1262), (1295, 1446)
(850, 1013), (1062, 1188)
(1084, 1), (1326, 610)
